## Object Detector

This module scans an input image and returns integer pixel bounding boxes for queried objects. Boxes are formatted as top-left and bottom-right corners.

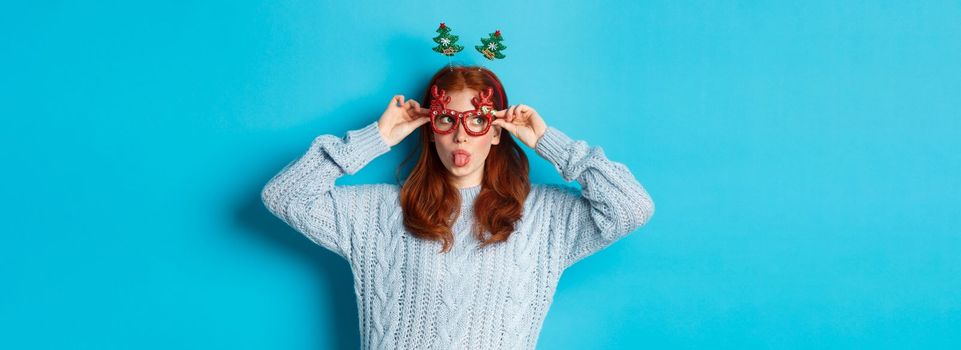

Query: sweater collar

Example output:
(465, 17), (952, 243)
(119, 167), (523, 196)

(458, 184), (482, 206)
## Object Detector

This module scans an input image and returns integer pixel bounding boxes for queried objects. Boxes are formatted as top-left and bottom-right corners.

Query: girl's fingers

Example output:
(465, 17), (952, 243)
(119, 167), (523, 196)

(513, 104), (538, 125)
(523, 108), (535, 121)
(413, 101), (429, 117)
(518, 104), (531, 115)
(519, 104), (534, 118)
(403, 116), (431, 130)
(389, 95), (403, 108)
(411, 109), (427, 119)
(492, 119), (516, 134)
(494, 104), (535, 123)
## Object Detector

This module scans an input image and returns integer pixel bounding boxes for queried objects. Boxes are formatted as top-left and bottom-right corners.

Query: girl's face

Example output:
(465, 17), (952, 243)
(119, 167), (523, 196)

(430, 88), (502, 188)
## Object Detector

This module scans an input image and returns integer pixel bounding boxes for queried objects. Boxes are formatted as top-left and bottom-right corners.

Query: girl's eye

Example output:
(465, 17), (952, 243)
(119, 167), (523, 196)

(440, 116), (454, 124)
(470, 116), (485, 125)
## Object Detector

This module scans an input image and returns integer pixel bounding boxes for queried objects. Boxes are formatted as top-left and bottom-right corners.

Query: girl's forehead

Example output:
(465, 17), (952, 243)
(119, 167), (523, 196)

(443, 89), (478, 107)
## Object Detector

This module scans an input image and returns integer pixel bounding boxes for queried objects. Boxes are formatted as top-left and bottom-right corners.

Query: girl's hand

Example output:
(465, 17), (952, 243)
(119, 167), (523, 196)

(377, 95), (430, 147)
(491, 104), (548, 149)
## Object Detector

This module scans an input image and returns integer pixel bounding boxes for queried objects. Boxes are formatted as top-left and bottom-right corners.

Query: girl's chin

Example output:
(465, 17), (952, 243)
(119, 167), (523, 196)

(446, 164), (472, 175)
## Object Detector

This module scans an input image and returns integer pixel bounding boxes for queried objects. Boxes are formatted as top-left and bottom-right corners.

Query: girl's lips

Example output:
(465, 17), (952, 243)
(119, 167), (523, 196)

(452, 150), (471, 167)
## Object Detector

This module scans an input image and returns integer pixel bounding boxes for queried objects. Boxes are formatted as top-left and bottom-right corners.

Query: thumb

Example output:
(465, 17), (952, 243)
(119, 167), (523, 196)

(415, 115), (431, 126)
(403, 116), (430, 129)
(492, 119), (517, 134)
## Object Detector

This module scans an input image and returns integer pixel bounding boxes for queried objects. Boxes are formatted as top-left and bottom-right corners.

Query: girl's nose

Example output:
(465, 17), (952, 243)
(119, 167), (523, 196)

(453, 121), (469, 143)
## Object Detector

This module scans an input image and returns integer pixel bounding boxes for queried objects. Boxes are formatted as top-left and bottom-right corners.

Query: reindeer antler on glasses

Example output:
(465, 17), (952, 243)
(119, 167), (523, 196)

(430, 85), (451, 111)
(471, 87), (495, 113)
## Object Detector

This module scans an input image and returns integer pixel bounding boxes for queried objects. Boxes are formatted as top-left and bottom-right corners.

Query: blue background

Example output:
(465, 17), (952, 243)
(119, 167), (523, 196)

(2, 1), (959, 349)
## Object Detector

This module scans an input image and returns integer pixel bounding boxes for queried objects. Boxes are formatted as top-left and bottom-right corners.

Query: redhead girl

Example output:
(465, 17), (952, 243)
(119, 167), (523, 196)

(262, 65), (655, 350)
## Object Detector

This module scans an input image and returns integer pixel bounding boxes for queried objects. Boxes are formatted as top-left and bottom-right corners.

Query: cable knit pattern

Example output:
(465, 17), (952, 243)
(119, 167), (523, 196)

(261, 120), (655, 350)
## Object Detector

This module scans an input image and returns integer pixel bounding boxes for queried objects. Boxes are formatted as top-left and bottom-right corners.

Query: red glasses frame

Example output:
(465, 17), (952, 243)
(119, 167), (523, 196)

(428, 84), (501, 136)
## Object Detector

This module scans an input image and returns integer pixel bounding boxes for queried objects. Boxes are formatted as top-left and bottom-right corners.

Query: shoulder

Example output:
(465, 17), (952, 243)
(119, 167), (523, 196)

(329, 183), (403, 223)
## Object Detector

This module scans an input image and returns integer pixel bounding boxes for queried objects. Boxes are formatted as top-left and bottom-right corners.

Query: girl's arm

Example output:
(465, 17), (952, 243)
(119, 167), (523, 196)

(261, 121), (391, 261)
(534, 126), (656, 268)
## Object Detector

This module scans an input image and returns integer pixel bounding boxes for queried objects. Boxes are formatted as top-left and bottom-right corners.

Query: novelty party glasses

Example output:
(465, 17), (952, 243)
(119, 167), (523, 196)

(428, 85), (500, 136)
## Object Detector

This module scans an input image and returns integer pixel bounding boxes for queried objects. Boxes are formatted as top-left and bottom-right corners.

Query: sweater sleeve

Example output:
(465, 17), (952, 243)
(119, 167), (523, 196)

(534, 126), (656, 268)
(260, 121), (392, 261)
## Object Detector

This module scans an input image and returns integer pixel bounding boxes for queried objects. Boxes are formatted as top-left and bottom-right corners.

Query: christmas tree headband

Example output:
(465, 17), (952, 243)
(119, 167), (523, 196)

(429, 22), (508, 110)
(431, 22), (507, 68)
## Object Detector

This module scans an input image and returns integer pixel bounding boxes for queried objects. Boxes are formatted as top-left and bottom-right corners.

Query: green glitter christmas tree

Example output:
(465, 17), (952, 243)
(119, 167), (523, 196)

(432, 23), (463, 56)
(475, 30), (506, 60)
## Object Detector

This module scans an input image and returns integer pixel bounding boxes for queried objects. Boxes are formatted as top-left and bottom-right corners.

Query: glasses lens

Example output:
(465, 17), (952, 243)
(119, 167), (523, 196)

(434, 114), (455, 132)
(466, 115), (490, 133)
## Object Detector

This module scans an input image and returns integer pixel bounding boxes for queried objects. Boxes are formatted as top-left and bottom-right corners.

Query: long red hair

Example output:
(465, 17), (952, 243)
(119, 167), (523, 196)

(397, 65), (530, 253)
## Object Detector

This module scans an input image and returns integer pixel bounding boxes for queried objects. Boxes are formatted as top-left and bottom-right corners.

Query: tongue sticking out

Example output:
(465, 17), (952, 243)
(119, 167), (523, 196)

(453, 153), (470, 167)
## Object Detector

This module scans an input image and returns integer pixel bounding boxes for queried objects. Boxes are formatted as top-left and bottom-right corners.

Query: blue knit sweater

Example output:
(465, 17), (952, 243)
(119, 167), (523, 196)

(261, 120), (655, 349)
